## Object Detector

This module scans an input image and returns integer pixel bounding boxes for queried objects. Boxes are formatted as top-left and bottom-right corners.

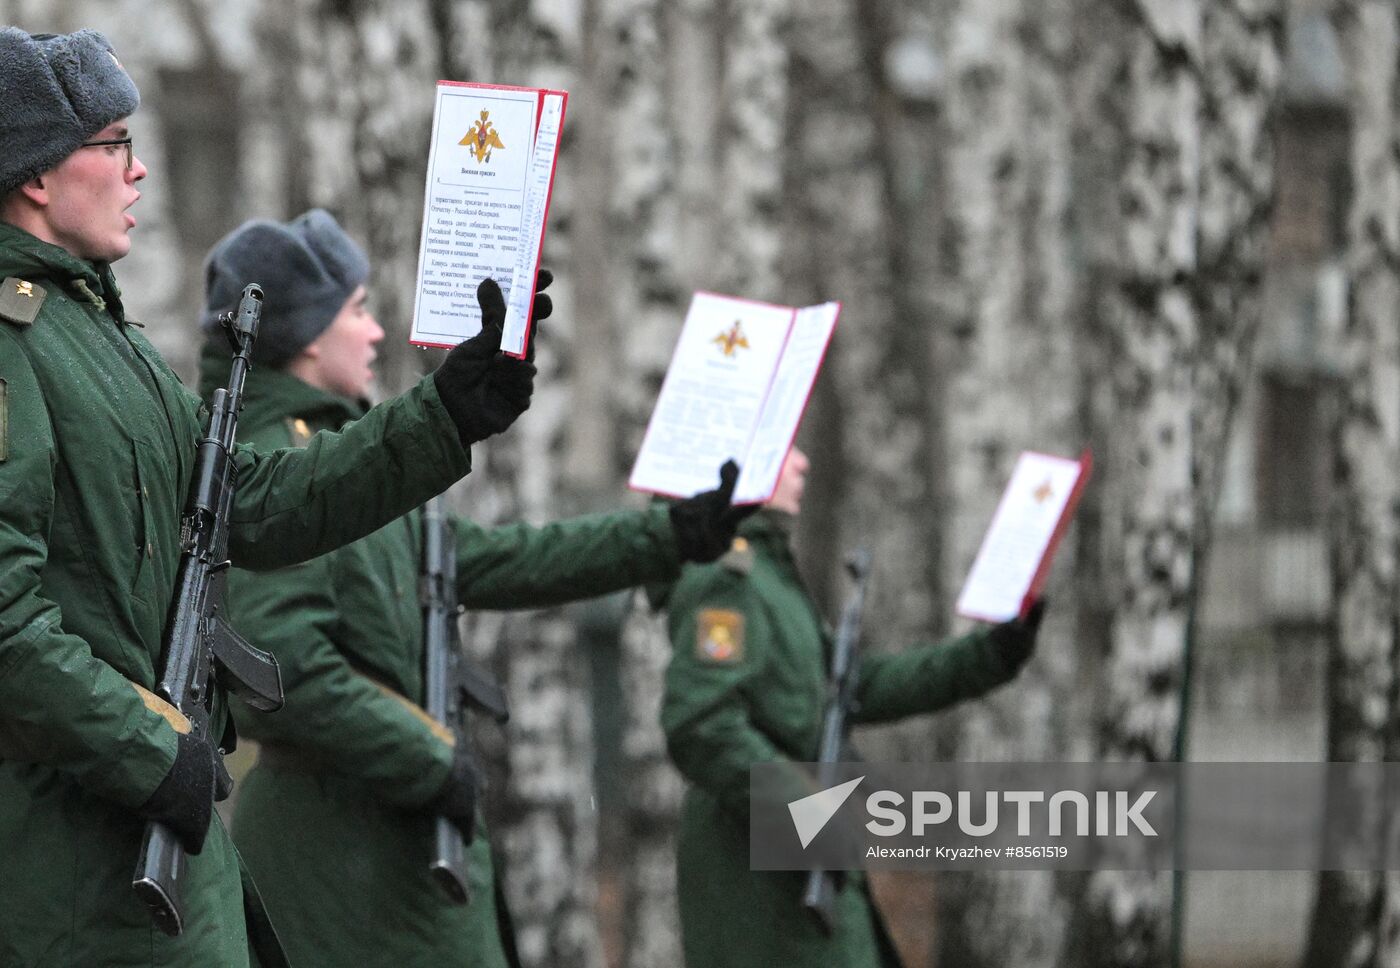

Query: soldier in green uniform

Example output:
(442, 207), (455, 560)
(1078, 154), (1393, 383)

(194, 210), (753, 968)
(661, 446), (1044, 967)
(0, 28), (538, 967)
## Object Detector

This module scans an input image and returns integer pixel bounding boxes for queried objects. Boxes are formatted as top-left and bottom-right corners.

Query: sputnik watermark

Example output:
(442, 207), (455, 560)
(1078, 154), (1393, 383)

(788, 776), (864, 848)
(751, 762), (1400, 871)
(864, 789), (1157, 837)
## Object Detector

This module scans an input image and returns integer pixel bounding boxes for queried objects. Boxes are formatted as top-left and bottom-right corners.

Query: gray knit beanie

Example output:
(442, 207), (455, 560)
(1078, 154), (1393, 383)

(0, 28), (140, 196)
(202, 210), (371, 368)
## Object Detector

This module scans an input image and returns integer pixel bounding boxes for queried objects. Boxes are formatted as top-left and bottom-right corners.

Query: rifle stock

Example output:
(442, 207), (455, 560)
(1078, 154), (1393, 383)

(801, 548), (872, 935)
(429, 817), (471, 904)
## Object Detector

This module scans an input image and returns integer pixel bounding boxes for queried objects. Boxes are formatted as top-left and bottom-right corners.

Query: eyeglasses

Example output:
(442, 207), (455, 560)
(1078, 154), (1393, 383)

(79, 136), (133, 171)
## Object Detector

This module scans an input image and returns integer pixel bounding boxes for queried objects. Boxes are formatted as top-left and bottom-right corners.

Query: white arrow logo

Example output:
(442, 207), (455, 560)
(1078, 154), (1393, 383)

(788, 776), (865, 849)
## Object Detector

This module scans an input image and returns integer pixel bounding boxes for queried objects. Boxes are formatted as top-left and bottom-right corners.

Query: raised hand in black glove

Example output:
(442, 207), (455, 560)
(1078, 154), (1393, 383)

(669, 459), (761, 563)
(429, 743), (482, 844)
(987, 598), (1047, 674)
(137, 731), (222, 855)
(433, 278), (538, 446)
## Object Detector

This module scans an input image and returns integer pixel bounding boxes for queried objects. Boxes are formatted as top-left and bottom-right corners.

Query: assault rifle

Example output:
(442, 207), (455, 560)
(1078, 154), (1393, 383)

(802, 548), (873, 935)
(422, 495), (511, 904)
(132, 284), (285, 936)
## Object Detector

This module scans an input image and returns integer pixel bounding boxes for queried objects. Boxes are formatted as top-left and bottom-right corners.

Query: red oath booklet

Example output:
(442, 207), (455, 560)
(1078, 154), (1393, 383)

(410, 81), (568, 358)
(629, 292), (840, 503)
(955, 450), (1092, 623)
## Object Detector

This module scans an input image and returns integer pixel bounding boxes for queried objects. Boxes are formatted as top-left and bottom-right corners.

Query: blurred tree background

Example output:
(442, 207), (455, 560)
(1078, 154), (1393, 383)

(4, 0), (1395, 965)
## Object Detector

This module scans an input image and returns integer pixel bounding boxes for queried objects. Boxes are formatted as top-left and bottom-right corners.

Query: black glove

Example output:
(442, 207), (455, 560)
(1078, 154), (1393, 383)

(987, 598), (1046, 673)
(669, 460), (761, 563)
(429, 744), (482, 844)
(137, 731), (220, 855)
(433, 278), (538, 446)
(523, 269), (553, 364)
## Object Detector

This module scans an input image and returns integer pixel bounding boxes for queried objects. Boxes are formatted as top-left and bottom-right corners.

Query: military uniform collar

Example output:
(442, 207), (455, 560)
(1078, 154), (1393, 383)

(0, 223), (126, 322)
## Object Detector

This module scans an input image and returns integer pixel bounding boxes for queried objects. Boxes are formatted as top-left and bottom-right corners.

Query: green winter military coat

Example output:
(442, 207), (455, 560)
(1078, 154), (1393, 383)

(0, 224), (471, 968)
(661, 513), (1023, 968)
(197, 349), (683, 968)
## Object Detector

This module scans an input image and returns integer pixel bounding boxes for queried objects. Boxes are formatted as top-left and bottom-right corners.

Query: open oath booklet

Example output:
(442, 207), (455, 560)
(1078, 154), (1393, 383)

(955, 449), (1091, 622)
(628, 292), (842, 505)
(410, 80), (567, 357)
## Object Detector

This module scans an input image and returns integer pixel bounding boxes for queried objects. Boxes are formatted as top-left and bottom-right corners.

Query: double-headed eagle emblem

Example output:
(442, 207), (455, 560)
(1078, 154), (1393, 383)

(459, 110), (505, 163)
(712, 320), (750, 357)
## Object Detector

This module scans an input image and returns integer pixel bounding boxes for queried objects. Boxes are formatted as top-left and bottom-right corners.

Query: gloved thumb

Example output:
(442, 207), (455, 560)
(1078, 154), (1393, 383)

(717, 460), (760, 529)
(716, 459), (739, 503)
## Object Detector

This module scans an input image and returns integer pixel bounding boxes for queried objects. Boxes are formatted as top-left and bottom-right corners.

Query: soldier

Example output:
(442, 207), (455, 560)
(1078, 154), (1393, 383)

(660, 446), (1044, 967)
(0, 27), (537, 967)
(194, 210), (753, 968)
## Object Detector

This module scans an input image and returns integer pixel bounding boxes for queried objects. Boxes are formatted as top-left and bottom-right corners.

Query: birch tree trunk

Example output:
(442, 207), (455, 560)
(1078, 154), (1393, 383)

(1192, 0), (1285, 544)
(930, 0), (1082, 964)
(1068, 3), (1279, 965)
(713, 0), (789, 299)
(465, 4), (606, 965)
(611, 3), (792, 965)
(599, 1), (690, 964)
(1072, 2), (1203, 964)
(602, 0), (687, 466)
(777, 0), (955, 958)
(822, 0), (947, 693)
(616, 597), (687, 968)
(1305, 3), (1400, 965)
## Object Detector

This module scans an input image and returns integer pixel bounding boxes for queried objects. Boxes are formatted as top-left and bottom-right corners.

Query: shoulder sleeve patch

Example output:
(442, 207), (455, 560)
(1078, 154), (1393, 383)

(718, 536), (754, 575)
(0, 278), (46, 326)
(128, 681), (192, 735)
(284, 417), (314, 446)
(696, 608), (746, 664)
(363, 674), (456, 747)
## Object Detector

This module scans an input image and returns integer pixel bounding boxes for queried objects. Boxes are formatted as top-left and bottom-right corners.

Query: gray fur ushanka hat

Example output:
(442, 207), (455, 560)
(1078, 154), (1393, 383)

(0, 28), (140, 196)
(202, 210), (371, 368)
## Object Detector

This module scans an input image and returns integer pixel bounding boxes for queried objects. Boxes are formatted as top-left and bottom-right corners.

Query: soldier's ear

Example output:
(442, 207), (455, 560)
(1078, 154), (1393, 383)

(11, 174), (49, 208)
(295, 331), (324, 362)
(0, 177), (48, 228)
